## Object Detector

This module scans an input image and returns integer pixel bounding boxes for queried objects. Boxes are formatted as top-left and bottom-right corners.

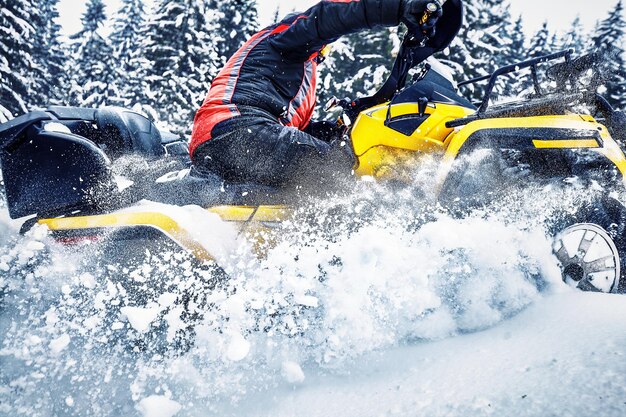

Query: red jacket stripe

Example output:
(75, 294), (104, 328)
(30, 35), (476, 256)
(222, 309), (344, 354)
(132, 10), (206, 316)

(222, 30), (272, 104)
(190, 30), (273, 155)
(283, 60), (316, 129)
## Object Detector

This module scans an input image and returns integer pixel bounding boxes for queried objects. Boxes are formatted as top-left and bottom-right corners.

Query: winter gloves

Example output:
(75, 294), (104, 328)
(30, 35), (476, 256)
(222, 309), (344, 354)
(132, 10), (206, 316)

(305, 120), (345, 143)
(401, 0), (444, 40)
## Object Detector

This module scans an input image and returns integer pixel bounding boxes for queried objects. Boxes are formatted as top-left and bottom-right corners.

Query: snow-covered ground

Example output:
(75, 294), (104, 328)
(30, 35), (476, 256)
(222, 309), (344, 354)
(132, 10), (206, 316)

(0, 186), (625, 417)
(240, 292), (626, 417)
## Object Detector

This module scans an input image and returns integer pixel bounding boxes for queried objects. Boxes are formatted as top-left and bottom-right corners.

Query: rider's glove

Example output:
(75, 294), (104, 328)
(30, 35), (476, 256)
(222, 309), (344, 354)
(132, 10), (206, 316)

(401, 0), (443, 40)
(304, 121), (345, 143)
(327, 137), (356, 171)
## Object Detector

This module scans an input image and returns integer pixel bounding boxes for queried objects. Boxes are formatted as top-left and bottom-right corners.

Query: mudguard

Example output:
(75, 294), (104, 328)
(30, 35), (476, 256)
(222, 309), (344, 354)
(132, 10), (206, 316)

(440, 114), (626, 174)
(1, 124), (116, 219)
(433, 114), (626, 204)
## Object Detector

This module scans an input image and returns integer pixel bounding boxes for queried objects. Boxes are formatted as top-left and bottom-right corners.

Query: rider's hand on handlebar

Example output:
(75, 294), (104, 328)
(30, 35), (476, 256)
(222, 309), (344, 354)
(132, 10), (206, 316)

(401, 0), (443, 41)
(304, 120), (345, 143)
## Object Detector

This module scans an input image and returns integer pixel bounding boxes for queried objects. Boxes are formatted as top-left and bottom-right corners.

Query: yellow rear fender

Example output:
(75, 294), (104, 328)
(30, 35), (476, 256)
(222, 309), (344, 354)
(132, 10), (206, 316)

(38, 205), (290, 262)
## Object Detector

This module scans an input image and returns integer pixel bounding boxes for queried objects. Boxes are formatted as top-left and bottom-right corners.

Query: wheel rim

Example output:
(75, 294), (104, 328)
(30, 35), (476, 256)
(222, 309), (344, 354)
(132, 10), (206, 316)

(553, 223), (620, 293)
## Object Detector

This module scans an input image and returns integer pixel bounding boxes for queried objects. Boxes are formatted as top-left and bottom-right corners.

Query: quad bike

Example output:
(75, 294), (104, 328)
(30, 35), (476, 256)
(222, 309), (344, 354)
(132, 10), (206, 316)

(1, 39), (626, 294)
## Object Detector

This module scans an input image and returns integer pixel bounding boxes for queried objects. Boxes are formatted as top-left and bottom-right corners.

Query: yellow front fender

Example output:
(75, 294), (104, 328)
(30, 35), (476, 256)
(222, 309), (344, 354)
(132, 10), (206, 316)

(437, 114), (626, 191)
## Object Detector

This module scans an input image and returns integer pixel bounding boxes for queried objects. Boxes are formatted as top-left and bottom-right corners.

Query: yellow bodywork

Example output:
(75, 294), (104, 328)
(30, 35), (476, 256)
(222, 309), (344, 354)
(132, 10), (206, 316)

(351, 102), (626, 190)
(39, 205), (289, 262)
(38, 94), (626, 262)
(443, 114), (621, 162)
(352, 102), (474, 178)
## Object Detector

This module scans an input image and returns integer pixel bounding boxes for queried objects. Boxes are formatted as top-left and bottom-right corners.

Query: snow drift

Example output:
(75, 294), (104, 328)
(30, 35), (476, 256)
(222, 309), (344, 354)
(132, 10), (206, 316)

(0, 183), (623, 417)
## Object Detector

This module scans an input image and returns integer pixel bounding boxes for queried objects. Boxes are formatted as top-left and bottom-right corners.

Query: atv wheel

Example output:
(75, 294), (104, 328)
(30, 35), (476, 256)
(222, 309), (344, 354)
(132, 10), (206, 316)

(553, 223), (621, 293)
(551, 195), (626, 294)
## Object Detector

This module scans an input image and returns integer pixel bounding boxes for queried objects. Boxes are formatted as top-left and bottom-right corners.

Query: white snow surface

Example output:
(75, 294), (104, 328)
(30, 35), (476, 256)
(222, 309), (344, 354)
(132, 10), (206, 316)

(0, 182), (625, 416)
(136, 395), (182, 417)
(241, 292), (626, 417)
(281, 361), (305, 384)
(121, 305), (161, 333)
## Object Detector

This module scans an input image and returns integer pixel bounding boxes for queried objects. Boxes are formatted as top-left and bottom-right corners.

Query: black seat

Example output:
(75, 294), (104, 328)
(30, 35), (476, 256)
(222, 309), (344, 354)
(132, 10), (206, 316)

(147, 168), (285, 207)
(95, 108), (165, 158)
(94, 108), (133, 158)
(117, 109), (165, 157)
(47, 106), (166, 159)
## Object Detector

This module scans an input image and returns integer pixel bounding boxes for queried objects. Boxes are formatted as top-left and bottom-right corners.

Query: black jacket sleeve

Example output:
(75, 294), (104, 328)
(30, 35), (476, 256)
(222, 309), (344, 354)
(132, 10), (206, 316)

(270, 0), (403, 61)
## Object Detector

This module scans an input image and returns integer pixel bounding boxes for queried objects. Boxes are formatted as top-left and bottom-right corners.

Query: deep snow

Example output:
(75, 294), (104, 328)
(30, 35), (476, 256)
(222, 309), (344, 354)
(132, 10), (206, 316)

(238, 292), (626, 417)
(0, 183), (625, 417)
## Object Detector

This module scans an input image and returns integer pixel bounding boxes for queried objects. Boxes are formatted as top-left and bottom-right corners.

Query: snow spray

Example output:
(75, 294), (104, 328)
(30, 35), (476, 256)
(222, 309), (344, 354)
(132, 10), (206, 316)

(0, 169), (572, 416)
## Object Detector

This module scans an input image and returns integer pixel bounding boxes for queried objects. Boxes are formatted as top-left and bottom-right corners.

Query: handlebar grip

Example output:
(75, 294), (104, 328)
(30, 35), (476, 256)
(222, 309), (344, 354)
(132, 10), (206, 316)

(419, 0), (446, 28)
(420, 3), (438, 25)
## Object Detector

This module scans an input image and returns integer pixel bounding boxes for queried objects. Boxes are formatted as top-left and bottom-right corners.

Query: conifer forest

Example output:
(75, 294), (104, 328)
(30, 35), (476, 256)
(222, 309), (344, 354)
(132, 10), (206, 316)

(1, 0), (625, 135)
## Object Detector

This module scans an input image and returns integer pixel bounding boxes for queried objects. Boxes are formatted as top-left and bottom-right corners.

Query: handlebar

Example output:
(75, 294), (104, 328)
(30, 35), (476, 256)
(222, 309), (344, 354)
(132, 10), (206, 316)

(420, 2), (442, 27)
(418, 0), (447, 46)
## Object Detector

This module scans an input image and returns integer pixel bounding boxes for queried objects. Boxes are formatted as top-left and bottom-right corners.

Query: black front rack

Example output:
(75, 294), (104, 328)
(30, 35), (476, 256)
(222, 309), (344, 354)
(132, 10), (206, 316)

(447, 50), (575, 128)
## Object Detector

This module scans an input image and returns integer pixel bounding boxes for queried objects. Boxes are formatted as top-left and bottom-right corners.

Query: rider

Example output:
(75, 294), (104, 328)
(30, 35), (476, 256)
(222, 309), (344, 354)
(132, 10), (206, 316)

(190, 0), (463, 188)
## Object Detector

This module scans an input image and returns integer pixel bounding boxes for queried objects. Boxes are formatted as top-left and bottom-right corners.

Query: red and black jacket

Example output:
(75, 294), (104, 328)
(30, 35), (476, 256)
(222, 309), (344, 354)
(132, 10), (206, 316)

(190, 0), (404, 157)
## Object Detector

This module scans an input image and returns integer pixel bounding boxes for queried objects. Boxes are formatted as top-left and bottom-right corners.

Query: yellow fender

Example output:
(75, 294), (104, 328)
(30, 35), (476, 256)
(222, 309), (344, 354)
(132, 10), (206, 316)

(436, 114), (626, 193)
(351, 102), (474, 178)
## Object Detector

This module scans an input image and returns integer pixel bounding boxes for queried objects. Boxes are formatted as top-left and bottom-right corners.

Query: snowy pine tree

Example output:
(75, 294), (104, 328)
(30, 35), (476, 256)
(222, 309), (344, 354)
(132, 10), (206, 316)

(110, 0), (148, 107)
(486, 0), (515, 69)
(505, 22), (554, 97)
(592, 0), (626, 109)
(504, 16), (526, 64)
(0, 0), (35, 121)
(30, 0), (68, 106)
(528, 22), (552, 57)
(443, 0), (515, 101)
(497, 15), (527, 97)
(215, 0), (260, 60)
(548, 32), (560, 52)
(317, 28), (396, 113)
(69, 0), (117, 107)
(316, 37), (353, 108)
(143, 0), (222, 134)
(560, 16), (589, 54)
(272, 5), (281, 25)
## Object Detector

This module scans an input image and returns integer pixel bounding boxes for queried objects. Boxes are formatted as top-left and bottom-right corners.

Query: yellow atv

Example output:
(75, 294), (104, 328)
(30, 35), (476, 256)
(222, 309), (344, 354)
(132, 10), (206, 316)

(1, 47), (625, 294)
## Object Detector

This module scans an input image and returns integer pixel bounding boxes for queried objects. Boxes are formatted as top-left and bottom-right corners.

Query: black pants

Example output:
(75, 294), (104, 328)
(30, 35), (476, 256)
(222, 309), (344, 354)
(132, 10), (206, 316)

(192, 106), (347, 188)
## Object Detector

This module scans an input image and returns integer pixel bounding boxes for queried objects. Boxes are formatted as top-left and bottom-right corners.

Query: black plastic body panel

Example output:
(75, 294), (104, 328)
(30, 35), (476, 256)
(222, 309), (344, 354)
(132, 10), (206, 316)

(0, 111), (52, 150)
(393, 70), (476, 110)
(47, 106), (98, 121)
(385, 115), (430, 136)
(1, 126), (116, 218)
